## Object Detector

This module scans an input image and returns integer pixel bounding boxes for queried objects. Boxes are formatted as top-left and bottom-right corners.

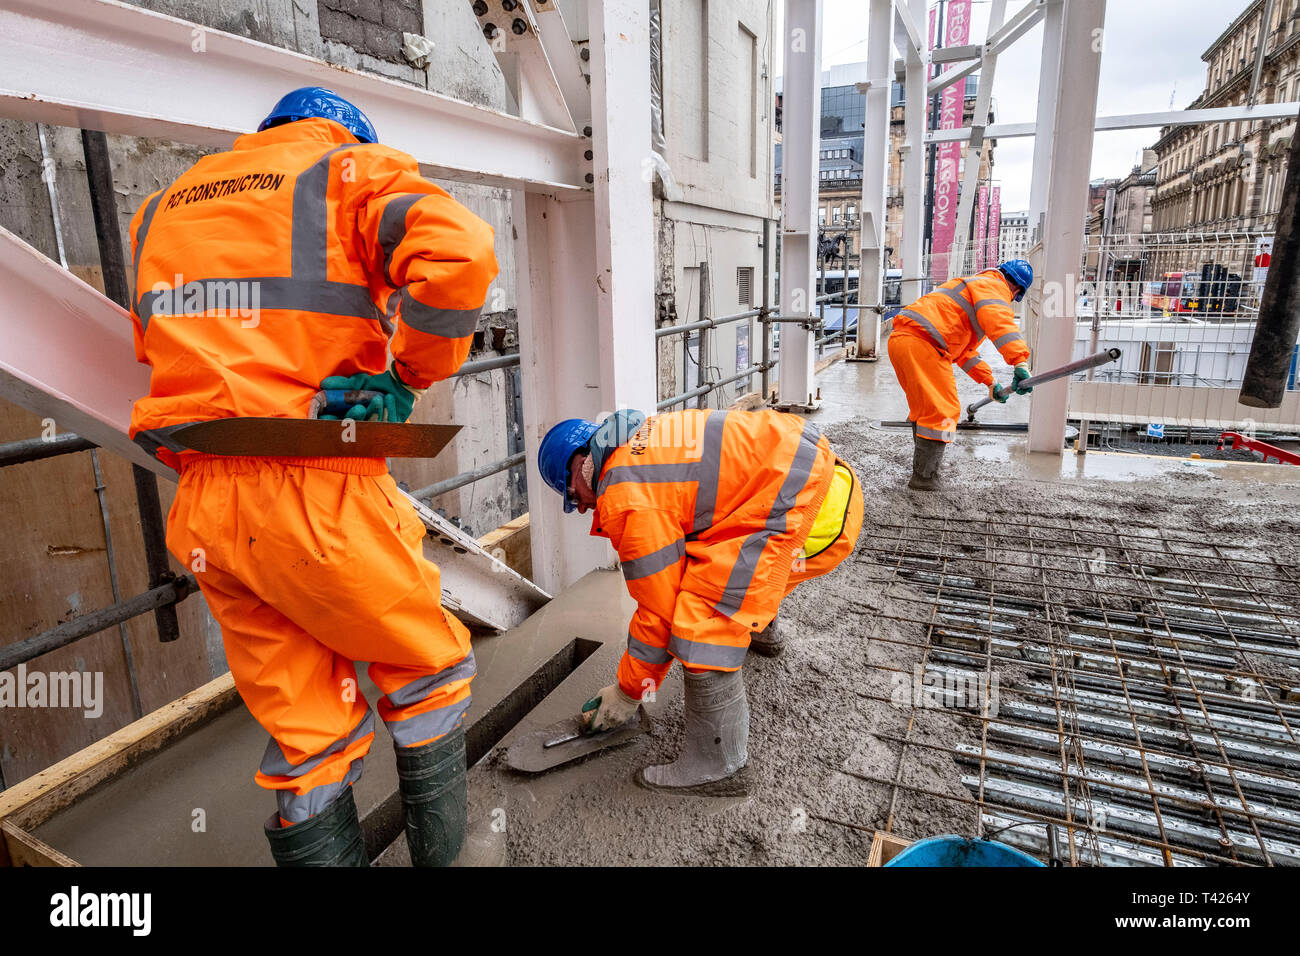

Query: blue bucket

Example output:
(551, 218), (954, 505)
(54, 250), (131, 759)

(885, 835), (1045, 867)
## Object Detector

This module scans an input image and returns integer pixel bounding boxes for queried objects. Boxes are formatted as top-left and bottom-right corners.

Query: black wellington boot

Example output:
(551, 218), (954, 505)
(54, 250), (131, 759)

(394, 728), (467, 867)
(263, 786), (369, 867)
(908, 435), (946, 490)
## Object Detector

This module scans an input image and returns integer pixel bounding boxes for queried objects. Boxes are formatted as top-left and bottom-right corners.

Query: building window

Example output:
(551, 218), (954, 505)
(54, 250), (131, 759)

(847, 203), (857, 222)
(833, 205), (842, 223)
(818, 207), (827, 226)
(737, 267), (754, 306)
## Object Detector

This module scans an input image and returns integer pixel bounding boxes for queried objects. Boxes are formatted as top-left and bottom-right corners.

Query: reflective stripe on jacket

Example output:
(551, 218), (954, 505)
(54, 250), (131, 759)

(591, 409), (836, 670)
(127, 117), (498, 465)
(893, 270), (1030, 386)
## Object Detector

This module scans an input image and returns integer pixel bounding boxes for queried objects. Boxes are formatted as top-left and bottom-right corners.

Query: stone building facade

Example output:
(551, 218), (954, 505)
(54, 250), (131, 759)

(1151, 0), (1300, 235)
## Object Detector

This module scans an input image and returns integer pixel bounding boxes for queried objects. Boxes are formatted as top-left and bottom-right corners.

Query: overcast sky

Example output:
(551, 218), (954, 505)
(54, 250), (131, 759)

(787, 0), (1258, 211)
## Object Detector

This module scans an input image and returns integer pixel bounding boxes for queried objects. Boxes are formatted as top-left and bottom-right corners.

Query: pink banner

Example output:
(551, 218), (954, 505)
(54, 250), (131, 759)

(990, 187), (1002, 267)
(976, 185), (989, 271)
(930, 0), (972, 283)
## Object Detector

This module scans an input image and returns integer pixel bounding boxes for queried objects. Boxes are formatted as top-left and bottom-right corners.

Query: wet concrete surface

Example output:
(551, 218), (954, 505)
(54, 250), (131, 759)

(34, 570), (633, 866)
(32, 335), (1300, 866)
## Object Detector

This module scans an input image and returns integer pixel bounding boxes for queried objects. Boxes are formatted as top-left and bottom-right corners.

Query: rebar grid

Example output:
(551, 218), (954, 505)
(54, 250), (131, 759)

(851, 511), (1300, 867)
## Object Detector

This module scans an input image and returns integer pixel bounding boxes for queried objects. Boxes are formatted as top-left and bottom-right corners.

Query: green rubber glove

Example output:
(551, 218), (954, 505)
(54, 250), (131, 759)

(1012, 363), (1033, 394)
(319, 364), (425, 423)
(989, 382), (1012, 404)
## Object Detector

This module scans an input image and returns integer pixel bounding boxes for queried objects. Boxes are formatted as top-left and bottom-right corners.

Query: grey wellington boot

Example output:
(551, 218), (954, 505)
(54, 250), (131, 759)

(637, 669), (749, 794)
(394, 728), (467, 867)
(749, 614), (784, 658)
(263, 786), (369, 867)
(908, 435), (946, 490)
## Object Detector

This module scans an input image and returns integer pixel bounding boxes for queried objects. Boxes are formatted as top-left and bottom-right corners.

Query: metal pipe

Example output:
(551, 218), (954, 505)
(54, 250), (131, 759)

(655, 308), (762, 338)
(761, 218), (772, 401)
(657, 361), (777, 410)
(82, 126), (184, 646)
(81, 130), (131, 308)
(451, 352), (520, 376)
(37, 123), (68, 270)
(0, 432), (95, 466)
(90, 449), (144, 720)
(131, 465), (182, 643)
(0, 578), (196, 673)
(696, 261), (709, 409)
(412, 450), (526, 501)
(1240, 102), (1300, 408)
(965, 348), (1122, 421)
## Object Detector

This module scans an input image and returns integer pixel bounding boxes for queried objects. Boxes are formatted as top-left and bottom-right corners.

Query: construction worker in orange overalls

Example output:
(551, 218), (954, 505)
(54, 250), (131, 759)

(537, 409), (864, 792)
(126, 88), (498, 866)
(888, 259), (1035, 490)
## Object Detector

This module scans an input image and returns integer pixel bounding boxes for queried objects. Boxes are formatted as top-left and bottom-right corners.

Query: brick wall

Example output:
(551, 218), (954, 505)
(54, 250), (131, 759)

(317, 0), (424, 63)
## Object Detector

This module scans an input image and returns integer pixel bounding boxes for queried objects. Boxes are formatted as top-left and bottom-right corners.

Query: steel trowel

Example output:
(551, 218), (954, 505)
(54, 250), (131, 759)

(504, 708), (652, 774)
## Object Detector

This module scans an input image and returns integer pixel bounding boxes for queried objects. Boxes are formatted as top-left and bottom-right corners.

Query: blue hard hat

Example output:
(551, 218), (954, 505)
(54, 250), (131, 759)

(538, 419), (600, 513)
(258, 87), (378, 144)
(997, 259), (1033, 301)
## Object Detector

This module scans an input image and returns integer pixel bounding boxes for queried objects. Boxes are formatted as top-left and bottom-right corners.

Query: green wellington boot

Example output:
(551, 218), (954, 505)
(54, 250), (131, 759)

(263, 785), (369, 867)
(394, 728), (468, 867)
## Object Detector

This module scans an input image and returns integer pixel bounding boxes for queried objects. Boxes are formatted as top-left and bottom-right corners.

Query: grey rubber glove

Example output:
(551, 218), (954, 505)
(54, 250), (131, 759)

(580, 683), (641, 734)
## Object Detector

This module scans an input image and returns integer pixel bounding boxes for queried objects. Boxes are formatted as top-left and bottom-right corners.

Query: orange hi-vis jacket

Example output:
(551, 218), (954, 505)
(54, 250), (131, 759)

(126, 118), (498, 470)
(589, 410), (837, 694)
(892, 270), (1031, 387)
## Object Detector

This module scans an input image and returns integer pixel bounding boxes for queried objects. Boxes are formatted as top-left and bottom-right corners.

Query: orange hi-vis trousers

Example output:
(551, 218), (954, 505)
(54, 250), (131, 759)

(888, 328), (962, 443)
(166, 454), (475, 824)
(615, 459), (865, 696)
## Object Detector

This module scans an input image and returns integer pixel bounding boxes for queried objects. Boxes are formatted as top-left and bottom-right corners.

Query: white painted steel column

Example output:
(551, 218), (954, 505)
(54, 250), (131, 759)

(1027, 0), (1107, 454)
(1027, 0), (1065, 242)
(514, 194), (615, 593)
(852, 0), (896, 362)
(777, 0), (823, 409)
(899, 0), (928, 305)
(587, 0), (657, 414)
(518, 0), (655, 591)
(948, 0), (1006, 278)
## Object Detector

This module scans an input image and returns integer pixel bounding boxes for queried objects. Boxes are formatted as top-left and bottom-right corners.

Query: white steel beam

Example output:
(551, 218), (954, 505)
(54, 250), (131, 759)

(514, 193), (616, 593)
(777, 0), (823, 410)
(0, 0), (586, 194)
(1028, 0), (1063, 243)
(852, 0), (896, 362)
(929, 103), (1300, 144)
(0, 224), (157, 475)
(529, 1), (594, 127)
(893, 1), (924, 62)
(899, 0), (928, 306)
(949, 0), (1007, 279)
(927, 58), (982, 96)
(587, 0), (656, 412)
(930, 44), (982, 64)
(1028, 0), (1107, 455)
(986, 0), (1046, 56)
(468, 0), (582, 132)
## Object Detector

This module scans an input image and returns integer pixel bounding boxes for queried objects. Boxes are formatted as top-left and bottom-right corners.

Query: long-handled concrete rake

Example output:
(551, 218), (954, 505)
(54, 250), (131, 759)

(960, 347), (1122, 426)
